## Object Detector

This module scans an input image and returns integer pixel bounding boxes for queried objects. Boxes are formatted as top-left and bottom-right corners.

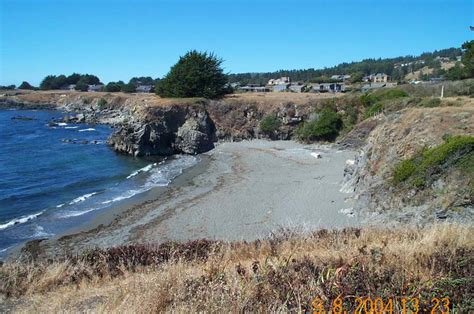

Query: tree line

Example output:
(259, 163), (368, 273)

(227, 47), (464, 85)
(5, 42), (473, 99)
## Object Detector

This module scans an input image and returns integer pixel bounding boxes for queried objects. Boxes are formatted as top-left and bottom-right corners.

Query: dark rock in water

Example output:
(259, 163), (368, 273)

(11, 115), (36, 121)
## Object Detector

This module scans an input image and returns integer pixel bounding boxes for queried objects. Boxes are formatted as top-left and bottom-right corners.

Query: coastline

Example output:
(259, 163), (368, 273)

(15, 139), (359, 260)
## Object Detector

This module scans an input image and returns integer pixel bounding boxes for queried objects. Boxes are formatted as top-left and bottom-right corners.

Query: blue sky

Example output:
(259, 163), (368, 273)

(1, 0), (473, 86)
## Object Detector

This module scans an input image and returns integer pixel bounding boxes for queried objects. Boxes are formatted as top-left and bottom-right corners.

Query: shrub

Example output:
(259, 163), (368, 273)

(297, 109), (343, 142)
(363, 102), (384, 119)
(156, 50), (229, 99)
(392, 135), (474, 188)
(420, 98), (442, 108)
(97, 98), (107, 108)
(360, 89), (408, 107)
(259, 115), (281, 134)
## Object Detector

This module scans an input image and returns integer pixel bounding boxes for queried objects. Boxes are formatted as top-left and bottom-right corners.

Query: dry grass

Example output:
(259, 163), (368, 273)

(1, 224), (472, 312)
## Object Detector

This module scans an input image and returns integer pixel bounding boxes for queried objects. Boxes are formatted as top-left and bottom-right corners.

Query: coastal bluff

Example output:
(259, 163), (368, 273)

(0, 91), (337, 156)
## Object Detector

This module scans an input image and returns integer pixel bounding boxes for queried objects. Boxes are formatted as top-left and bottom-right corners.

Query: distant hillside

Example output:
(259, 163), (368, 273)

(228, 47), (462, 85)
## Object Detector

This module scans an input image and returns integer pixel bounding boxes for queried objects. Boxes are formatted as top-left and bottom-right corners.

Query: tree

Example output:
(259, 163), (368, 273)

(40, 75), (57, 90)
(445, 63), (466, 81)
(40, 73), (102, 90)
(349, 72), (364, 83)
(121, 83), (136, 93)
(461, 40), (474, 78)
(156, 50), (228, 98)
(66, 73), (81, 84)
(18, 81), (35, 90)
(104, 81), (124, 92)
(0, 85), (16, 90)
(75, 81), (89, 91)
(129, 76), (156, 86)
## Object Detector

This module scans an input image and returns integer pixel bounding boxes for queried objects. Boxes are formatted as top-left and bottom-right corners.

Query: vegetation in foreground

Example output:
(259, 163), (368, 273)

(1, 225), (472, 312)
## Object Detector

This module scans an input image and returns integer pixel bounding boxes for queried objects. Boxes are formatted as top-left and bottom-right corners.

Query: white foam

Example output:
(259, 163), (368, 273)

(57, 123), (68, 126)
(56, 207), (99, 218)
(33, 225), (53, 237)
(101, 190), (140, 204)
(0, 211), (44, 230)
(69, 192), (98, 205)
(126, 163), (157, 179)
(65, 126), (79, 129)
(56, 203), (65, 208)
(78, 128), (96, 132)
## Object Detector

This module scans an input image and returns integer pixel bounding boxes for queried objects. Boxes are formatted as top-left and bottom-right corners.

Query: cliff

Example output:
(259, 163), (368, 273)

(343, 97), (474, 224)
(0, 91), (343, 156)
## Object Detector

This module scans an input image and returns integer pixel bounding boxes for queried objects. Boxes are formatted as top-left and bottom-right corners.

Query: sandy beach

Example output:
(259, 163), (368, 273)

(31, 140), (358, 257)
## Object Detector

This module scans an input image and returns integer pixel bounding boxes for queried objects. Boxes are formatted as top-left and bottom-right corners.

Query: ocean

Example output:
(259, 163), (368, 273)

(0, 109), (198, 258)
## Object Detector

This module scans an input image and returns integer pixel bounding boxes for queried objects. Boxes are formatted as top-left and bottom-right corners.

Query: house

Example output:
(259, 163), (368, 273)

(61, 84), (76, 91)
(136, 85), (154, 93)
(289, 84), (305, 93)
(363, 73), (390, 83)
(330, 74), (351, 81)
(429, 77), (444, 84)
(268, 77), (291, 85)
(239, 85), (271, 92)
(372, 73), (389, 83)
(272, 84), (289, 92)
(313, 83), (345, 93)
(88, 84), (104, 92)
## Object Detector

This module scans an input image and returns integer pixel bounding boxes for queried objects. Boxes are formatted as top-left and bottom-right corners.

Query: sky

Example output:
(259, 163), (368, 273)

(0, 0), (473, 86)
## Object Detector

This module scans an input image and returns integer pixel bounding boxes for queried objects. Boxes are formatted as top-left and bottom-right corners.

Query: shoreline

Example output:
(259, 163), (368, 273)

(15, 139), (359, 260)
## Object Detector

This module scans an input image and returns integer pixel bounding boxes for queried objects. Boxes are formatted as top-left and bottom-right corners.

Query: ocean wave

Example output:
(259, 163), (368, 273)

(78, 128), (96, 132)
(56, 207), (99, 218)
(58, 122), (68, 126)
(0, 211), (44, 230)
(56, 203), (65, 208)
(101, 190), (140, 204)
(69, 192), (98, 205)
(58, 156), (199, 217)
(126, 163), (157, 179)
(65, 126), (78, 129)
(33, 225), (53, 237)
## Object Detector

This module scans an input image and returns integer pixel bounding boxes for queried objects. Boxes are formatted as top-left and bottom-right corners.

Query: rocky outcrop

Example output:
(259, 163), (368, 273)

(0, 91), (320, 157)
(108, 105), (216, 156)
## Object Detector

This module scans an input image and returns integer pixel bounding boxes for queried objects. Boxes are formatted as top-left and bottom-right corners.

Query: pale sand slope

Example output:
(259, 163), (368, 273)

(150, 140), (359, 243)
(41, 140), (358, 256)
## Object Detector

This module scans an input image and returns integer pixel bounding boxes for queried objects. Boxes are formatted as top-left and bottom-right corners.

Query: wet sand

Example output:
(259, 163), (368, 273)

(28, 140), (359, 257)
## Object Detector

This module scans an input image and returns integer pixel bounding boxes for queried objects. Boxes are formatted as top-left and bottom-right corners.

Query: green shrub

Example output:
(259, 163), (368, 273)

(363, 103), (384, 119)
(393, 159), (417, 184)
(97, 98), (107, 108)
(392, 135), (474, 188)
(259, 115), (281, 134)
(420, 98), (442, 108)
(360, 89), (408, 107)
(297, 109), (343, 142)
